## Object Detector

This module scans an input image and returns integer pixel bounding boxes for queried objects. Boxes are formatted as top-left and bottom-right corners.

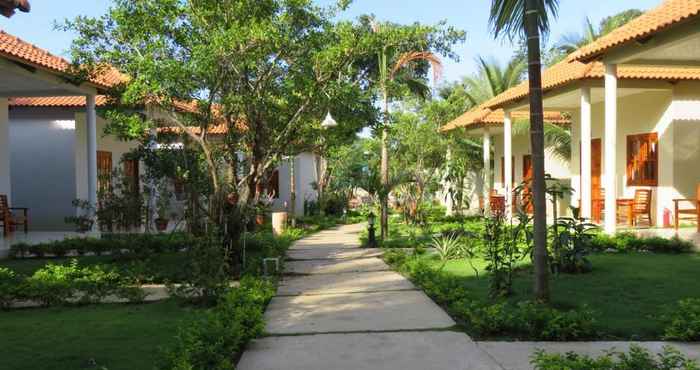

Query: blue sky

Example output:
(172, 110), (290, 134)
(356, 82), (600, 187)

(1, 0), (662, 84)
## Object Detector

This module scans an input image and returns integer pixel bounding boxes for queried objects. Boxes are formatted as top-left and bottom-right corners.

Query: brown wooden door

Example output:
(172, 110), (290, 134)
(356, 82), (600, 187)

(522, 155), (533, 214)
(97, 151), (113, 194)
(123, 159), (140, 194)
(591, 139), (603, 222)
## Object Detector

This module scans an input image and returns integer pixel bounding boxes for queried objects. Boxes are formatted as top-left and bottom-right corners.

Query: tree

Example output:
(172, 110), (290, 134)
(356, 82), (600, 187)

(461, 55), (526, 106)
(368, 19), (465, 240)
(63, 0), (379, 230)
(489, 0), (559, 302)
(549, 9), (642, 65)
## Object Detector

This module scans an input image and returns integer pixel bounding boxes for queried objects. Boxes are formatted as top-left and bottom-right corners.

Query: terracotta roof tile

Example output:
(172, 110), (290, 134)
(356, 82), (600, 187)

(440, 106), (569, 132)
(0, 29), (123, 88)
(9, 96), (109, 107)
(572, 0), (700, 61)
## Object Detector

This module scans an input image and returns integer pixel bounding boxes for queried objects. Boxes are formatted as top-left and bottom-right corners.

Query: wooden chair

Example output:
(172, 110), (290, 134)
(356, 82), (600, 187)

(673, 184), (700, 232)
(617, 189), (653, 227)
(0, 194), (29, 236)
(489, 192), (506, 217)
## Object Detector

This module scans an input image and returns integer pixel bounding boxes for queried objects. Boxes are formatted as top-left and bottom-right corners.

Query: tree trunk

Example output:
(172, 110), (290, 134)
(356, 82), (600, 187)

(380, 89), (389, 240)
(524, 0), (550, 302)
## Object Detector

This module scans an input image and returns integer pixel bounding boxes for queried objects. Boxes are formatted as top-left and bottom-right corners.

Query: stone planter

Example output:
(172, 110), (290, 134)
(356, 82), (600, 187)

(272, 211), (288, 236)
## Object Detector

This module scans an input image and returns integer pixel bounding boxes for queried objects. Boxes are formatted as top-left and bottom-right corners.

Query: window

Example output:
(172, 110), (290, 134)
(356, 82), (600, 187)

(626, 133), (658, 186)
(97, 151), (113, 194)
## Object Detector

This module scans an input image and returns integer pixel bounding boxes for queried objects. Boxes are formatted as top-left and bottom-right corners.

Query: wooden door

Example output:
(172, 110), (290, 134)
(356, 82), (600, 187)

(522, 155), (533, 214)
(591, 139), (603, 222)
(123, 159), (140, 194)
(97, 151), (113, 194)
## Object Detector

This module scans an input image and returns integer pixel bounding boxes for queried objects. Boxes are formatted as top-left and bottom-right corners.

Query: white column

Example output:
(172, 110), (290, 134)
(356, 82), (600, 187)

(580, 86), (592, 220)
(483, 129), (492, 201)
(604, 65), (617, 234)
(86, 95), (98, 214)
(503, 110), (513, 219)
(0, 98), (10, 203)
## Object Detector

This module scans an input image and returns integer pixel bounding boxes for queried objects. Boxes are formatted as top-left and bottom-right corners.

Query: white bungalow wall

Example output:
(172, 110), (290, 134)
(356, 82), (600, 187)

(273, 152), (319, 216)
(9, 107), (140, 231)
(570, 81), (700, 226)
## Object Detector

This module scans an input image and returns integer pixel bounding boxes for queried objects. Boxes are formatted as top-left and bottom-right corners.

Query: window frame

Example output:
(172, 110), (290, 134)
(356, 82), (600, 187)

(626, 132), (659, 187)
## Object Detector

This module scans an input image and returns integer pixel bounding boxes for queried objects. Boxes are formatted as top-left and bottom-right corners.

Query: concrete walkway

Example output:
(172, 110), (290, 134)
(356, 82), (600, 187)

(237, 223), (503, 370)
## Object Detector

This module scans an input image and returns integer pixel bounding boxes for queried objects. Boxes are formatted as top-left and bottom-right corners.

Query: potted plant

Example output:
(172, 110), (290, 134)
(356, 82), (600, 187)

(65, 199), (95, 233)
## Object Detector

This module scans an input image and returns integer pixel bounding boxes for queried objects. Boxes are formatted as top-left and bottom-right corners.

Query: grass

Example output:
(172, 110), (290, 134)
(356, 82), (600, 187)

(419, 252), (700, 339)
(0, 299), (201, 370)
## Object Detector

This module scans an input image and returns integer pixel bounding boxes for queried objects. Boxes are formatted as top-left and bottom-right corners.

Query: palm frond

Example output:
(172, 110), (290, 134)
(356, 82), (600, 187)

(489, 0), (560, 40)
(391, 51), (443, 84)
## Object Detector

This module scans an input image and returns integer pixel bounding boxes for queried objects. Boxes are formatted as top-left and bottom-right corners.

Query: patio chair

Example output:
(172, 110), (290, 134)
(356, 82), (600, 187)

(673, 184), (700, 232)
(489, 191), (506, 217)
(0, 194), (29, 236)
(616, 189), (653, 227)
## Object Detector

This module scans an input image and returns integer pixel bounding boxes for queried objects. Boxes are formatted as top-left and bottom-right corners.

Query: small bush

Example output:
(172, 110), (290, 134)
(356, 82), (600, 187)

(73, 265), (121, 304)
(25, 261), (80, 306)
(531, 344), (699, 370)
(663, 298), (700, 341)
(157, 276), (275, 370)
(589, 233), (693, 254)
(0, 267), (21, 309)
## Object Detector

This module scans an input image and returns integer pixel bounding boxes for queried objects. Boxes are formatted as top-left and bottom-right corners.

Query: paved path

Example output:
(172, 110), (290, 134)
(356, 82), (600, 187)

(237, 223), (502, 370)
(238, 224), (700, 370)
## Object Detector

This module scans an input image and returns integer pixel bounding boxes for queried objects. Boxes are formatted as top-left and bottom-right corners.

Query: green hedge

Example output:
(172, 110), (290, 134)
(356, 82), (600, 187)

(9, 233), (198, 259)
(157, 276), (275, 370)
(588, 232), (694, 254)
(531, 345), (698, 370)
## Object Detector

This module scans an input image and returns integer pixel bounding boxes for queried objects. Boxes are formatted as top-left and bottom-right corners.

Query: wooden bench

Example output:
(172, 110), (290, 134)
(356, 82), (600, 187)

(0, 194), (29, 235)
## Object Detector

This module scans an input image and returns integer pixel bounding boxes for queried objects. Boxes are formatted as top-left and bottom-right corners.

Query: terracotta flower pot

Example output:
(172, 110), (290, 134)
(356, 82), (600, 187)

(255, 214), (265, 226)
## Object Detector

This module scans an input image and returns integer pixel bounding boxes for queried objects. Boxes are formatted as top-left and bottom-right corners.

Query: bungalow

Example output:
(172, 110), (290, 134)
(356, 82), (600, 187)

(442, 0), (700, 235)
(1, 29), (320, 238)
(441, 107), (572, 219)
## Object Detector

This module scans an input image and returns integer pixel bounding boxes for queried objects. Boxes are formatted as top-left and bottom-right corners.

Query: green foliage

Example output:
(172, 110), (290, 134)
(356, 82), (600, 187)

(482, 212), (532, 298)
(386, 251), (596, 340)
(168, 235), (230, 305)
(157, 277), (275, 370)
(588, 233), (694, 254)
(431, 235), (465, 262)
(24, 261), (81, 306)
(531, 345), (698, 370)
(663, 298), (700, 341)
(0, 267), (20, 310)
(551, 215), (598, 274)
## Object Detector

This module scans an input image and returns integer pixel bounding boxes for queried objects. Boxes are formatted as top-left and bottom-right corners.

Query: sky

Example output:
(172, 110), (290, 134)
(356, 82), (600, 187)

(0, 0), (662, 85)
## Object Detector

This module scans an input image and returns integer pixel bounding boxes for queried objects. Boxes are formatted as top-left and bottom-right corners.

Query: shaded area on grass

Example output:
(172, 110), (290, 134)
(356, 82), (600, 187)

(0, 300), (200, 370)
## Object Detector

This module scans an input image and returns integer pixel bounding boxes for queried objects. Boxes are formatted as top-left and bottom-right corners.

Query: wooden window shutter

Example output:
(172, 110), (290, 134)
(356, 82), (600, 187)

(123, 159), (140, 194)
(626, 133), (658, 186)
(97, 151), (113, 193)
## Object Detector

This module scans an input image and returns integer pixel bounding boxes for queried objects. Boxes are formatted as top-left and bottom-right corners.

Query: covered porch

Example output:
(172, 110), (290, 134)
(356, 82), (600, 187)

(0, 31), (104, 251)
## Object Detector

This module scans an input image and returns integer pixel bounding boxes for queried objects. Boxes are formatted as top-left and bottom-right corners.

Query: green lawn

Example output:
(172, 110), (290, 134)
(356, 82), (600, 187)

(0, 300), (200, 370)
(420, 252), (700, 339)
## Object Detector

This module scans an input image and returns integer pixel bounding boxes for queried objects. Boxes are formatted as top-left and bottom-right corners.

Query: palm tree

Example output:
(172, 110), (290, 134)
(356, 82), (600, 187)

(462, 56), (526, 106)
(549, 9), (642, 65)
(373, 21), (443, 240)
(489, 0), (559, 302)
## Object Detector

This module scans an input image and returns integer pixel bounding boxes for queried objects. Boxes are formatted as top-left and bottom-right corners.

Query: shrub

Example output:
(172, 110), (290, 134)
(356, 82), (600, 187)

(663, 298), (700, 341)
(430, 235), (462, 262)
(168, 235), (230, 305)
(589, 233), (693, 254)
(73, 265), (121, 304)
(531, 345), (699, 370)
(157, 276), (275, 370)
(25, 261), (81, 306)
(0, 267), (21, 309)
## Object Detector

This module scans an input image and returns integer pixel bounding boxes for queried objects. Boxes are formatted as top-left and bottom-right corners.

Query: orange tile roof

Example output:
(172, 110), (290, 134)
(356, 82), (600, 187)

(440, 106), (570, 132)
(9, 96), (110, 107)
(572, 0), (700, 62)
(0, 29), (123, 89)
